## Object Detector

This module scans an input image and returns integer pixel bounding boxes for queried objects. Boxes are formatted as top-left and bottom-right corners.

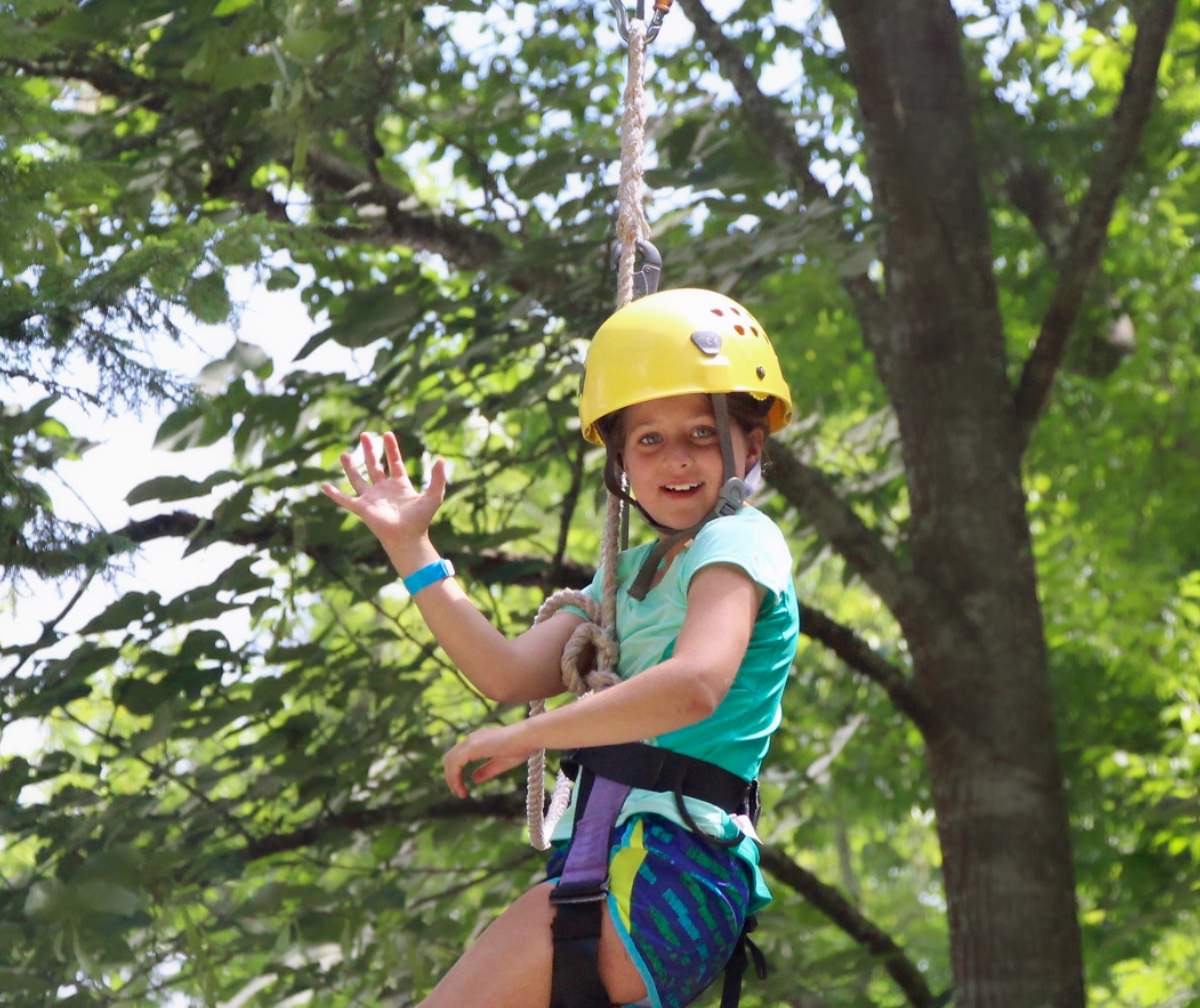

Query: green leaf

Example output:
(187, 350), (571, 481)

(184, 272), (233, 325)
(125, 471), (236, 505)
(197, 340), (272, 393)
(282, 28), (334, 63)
(78, 592), (160, 635)
(153, 403), (208, 451)
(213, 0), (256, 16)
(266, 266), (301, 291)
(113, 676), (173, 716)
(75, 881), (140, 917)
(24, 880), (69, 922)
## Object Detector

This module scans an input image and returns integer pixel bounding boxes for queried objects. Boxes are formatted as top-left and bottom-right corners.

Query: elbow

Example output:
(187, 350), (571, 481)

(479, 682), (515, 703)
(683, 671), (726, 722)
(489, 682), (542, 705)
(478, 666), (526, 704)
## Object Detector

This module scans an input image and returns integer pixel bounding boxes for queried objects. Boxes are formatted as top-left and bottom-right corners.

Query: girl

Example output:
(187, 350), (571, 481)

(322, 288), (799, 1008)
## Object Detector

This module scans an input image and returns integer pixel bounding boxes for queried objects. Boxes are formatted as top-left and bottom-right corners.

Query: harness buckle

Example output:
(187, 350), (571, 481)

(550, 882), (609, 906)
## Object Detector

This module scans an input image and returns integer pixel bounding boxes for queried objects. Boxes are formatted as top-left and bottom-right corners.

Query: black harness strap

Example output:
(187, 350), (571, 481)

(561, 743), (755, 816)
(721, 915), (769, 1008)
(549, 894), (611, 1008)
(549, 744), (767, 1008)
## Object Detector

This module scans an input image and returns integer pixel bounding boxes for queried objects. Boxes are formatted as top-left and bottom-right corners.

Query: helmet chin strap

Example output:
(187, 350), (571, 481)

(624, 393), (748, 601)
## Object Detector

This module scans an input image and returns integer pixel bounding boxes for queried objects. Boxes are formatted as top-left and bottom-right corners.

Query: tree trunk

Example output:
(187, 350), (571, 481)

(827, 2), (1086, 1004)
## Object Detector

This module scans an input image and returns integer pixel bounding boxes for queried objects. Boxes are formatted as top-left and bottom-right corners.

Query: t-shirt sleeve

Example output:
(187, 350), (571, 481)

(679, 509), (793, 602)
(557, 565), (601, 620)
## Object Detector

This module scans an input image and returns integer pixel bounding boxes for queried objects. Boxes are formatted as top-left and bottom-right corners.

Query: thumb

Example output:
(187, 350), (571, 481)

(425, 457), (448, 504)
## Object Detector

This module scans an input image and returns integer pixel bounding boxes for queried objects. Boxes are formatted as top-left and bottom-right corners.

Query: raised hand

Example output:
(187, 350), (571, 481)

(321, 431), (447, 549)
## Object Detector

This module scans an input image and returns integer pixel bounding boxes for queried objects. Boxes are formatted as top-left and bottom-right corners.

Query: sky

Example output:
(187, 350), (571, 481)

(0, 270), (350, 758)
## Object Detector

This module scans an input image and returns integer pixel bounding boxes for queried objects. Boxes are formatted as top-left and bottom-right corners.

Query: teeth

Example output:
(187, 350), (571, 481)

(665, 483), (700, 491)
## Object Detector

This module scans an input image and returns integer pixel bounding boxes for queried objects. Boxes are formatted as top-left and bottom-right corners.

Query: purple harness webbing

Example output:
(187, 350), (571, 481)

(558, 775), (632, 889)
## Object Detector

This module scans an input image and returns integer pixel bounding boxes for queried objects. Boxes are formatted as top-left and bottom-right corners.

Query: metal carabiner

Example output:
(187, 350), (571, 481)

(612, 238), (663, 299)
(608, 0), (672, 44)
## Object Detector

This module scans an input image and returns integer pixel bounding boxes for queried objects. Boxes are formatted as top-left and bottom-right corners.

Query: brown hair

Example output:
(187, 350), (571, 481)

(595, 392), (774, 449)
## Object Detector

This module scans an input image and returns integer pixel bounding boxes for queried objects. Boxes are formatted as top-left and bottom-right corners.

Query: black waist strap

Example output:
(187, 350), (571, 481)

(561, 742), (756, 817)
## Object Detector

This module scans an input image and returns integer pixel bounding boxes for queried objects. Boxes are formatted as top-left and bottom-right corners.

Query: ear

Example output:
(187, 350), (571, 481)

(743, 428), (765, 476)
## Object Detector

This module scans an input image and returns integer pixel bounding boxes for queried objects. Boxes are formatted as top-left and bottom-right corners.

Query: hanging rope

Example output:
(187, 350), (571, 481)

(524, 8), (659, 850)
(615, 16), (650, 308)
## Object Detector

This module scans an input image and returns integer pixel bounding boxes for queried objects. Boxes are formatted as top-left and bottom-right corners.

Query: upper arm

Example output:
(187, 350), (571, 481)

(673, 563), (765, 710)
(501, 610), (587, 703)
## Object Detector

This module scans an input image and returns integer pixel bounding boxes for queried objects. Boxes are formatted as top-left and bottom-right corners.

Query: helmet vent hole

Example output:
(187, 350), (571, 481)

(734, 324), (746, 335)
(711, 308), (724, 317)
(751, 326), (760, 337)
(756, 366), (767, 380)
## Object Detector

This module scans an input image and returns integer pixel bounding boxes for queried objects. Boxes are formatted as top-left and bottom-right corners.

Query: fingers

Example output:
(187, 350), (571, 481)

(320, 481), (356, 510)
(443, 730), (525, 798)
(444, 745), (469, 799)
(425, 457), (448, 504)
(338, 451), (369, 495)
(382, 431), (410, 484)
(471, 755), (523, 786)
(360, 432), (387, 484)
(327, 431), (415, 502)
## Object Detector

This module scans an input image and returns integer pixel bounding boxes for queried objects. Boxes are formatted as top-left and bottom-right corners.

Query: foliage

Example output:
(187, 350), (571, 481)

(1, 0), (1197, 1006)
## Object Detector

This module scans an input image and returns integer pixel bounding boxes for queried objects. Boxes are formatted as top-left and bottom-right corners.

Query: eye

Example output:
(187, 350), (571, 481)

(692, 425), (718, 440)
(637, 432), (662, 447)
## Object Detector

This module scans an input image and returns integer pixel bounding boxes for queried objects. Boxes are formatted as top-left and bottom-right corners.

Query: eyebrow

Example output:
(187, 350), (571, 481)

(626, 413), (717, 434)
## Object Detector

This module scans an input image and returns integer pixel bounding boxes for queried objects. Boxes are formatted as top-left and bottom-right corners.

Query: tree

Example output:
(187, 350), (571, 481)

(2, 1), (1197, 1006)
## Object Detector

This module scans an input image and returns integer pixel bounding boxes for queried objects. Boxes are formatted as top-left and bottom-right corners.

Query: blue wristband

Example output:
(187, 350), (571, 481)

(403, 558), (456, 596)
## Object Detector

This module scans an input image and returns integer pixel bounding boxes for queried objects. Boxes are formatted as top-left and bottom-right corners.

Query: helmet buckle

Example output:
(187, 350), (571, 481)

(716, 477), (748, 516)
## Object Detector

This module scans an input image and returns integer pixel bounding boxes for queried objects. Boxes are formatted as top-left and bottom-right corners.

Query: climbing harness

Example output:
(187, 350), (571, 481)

(550, 744), (768, 1008)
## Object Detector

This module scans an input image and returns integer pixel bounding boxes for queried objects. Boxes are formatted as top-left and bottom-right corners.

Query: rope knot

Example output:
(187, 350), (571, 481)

(536, 590), (621, 694)
(526, 585), (623, 850)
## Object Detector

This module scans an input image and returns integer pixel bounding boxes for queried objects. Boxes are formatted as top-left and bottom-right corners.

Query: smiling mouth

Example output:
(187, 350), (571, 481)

(662, 482), (702, 494)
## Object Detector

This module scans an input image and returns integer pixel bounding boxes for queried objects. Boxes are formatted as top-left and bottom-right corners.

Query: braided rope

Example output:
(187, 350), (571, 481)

(616, 18), (650, 308)
(525, 17), (649, 850)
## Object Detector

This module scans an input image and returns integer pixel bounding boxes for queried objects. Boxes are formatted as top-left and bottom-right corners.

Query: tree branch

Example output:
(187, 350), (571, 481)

(674, 0), (828, 206)
(240, 793), (525, 863)
(765, 438), (916, 623)
(758, 844), (937, 1008)
(801, 605), (940, 740)
(94, 510), (594, 590)
(674, 0), (890, 367)
(304, 149), (507, 272)
(1002, 159), (1072, 259)
(1012, 1), (1177, 450)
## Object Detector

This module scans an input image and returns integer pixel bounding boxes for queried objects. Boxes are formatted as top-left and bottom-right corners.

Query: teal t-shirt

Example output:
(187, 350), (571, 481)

(552, 505), (800, 910)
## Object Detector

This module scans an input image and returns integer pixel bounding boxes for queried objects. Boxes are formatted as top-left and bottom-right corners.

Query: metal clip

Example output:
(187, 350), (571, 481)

(609, 0), (672, 44)
(715, 476), (749, 516)
(612, 238), (662, 299)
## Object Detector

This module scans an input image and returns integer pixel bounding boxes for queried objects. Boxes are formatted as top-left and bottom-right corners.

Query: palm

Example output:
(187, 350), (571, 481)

(321, 432), (445, 542)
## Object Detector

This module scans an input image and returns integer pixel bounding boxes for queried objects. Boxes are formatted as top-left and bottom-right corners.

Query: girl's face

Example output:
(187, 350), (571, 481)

(620, 393), (764, 531)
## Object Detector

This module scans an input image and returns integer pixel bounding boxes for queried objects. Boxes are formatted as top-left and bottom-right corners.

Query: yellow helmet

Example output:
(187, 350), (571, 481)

(579, 288), (792, 444)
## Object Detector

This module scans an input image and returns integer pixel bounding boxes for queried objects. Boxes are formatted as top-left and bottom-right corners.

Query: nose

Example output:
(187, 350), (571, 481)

(665, 441), (693, 469)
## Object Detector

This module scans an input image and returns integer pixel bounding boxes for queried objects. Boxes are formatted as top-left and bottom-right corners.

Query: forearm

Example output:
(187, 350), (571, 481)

(382, 533), (556, 702)
(514, 657), (714, 751)
(323, 437), (567, 701)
